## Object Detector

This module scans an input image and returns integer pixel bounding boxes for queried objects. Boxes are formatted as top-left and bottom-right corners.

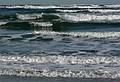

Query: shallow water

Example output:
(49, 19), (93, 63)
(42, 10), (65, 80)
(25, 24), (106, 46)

(0, 76), (120, 82)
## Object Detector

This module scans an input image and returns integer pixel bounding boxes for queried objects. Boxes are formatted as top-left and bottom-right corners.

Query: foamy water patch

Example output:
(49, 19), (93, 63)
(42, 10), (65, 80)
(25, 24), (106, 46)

(0, 54), (120, 78)
(34, 31), (120, 38)
(0, 55), (120, 65)
(88, 9), (120, 13)
(30, 22), (53, 27)
(0, 66), (120, 78)
(56, 9), (81, 13)
(16, 13), (43, 20)
(58, 14), (120, 22)
(0, 22), (8, 26)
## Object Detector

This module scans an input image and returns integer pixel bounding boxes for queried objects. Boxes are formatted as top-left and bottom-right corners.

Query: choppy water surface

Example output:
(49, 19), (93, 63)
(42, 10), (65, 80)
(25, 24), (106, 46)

(0, 4), (120, 79)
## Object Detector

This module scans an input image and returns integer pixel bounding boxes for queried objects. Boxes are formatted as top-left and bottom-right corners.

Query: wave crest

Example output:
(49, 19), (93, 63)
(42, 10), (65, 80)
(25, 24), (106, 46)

(58, 14), (120, 23)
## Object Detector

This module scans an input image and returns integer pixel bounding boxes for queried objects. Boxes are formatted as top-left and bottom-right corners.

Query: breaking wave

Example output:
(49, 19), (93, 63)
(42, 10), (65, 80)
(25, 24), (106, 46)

(58, 14), (120, 23)
(33, 31), (120, 38)
(1, 4), (120, 31)
(16, 13), (43, 20)
(1, 13), (120, 31)
(1, 31), (120, 43)
(0, 22), (8, 26)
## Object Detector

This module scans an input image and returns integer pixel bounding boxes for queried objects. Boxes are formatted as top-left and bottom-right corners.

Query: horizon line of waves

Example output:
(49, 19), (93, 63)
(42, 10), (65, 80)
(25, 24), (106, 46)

(56, 8), (120, 13)
(1, 4), (120, 9)
(0, 5), (61, 9)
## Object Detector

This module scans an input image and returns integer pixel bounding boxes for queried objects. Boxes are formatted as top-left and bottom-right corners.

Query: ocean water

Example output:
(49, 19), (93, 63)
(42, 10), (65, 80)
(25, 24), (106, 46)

(0, 4), (120, 81)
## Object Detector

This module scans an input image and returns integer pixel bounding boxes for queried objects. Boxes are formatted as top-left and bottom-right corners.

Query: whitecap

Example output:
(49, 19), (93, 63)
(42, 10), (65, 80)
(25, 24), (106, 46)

(88, 9), (120, 13)
(16, 13), (43, 20)
(56, 9), (81, 13)
(30, 22), (53, 27)
(0, 22), (8, 26)
(58, 14), (120, 23)
(33, 31), (120, 38)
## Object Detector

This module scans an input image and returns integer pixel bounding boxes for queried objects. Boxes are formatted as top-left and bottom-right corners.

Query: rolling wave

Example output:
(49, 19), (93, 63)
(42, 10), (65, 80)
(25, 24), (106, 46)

(0, 4), (120, 29)
(58, 14), (120, 23)
(1, 13), (120, 31)
(2, 13), (120, 23)
(33, 31), (120, 38)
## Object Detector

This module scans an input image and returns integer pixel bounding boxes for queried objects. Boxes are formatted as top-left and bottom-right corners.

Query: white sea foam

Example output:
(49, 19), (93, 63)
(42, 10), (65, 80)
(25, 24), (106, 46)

(3, 5), (61, 9)
(0, 68), (120, 78)
(0, 22), (8, 26)
(0, 55), (120, 65)
(30, 22), (53, 27)
(72, 4), (101, 8)
(88, 9), (120, 13)
(24, 5), (61, 9)
(33, 31), (120, 38)
(58, 14), (120, 22)
(16, 13), (43, 20)
(56, 9), (81, 13)
(4, 5), (25, 9)
(0, 55), (120, 78)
